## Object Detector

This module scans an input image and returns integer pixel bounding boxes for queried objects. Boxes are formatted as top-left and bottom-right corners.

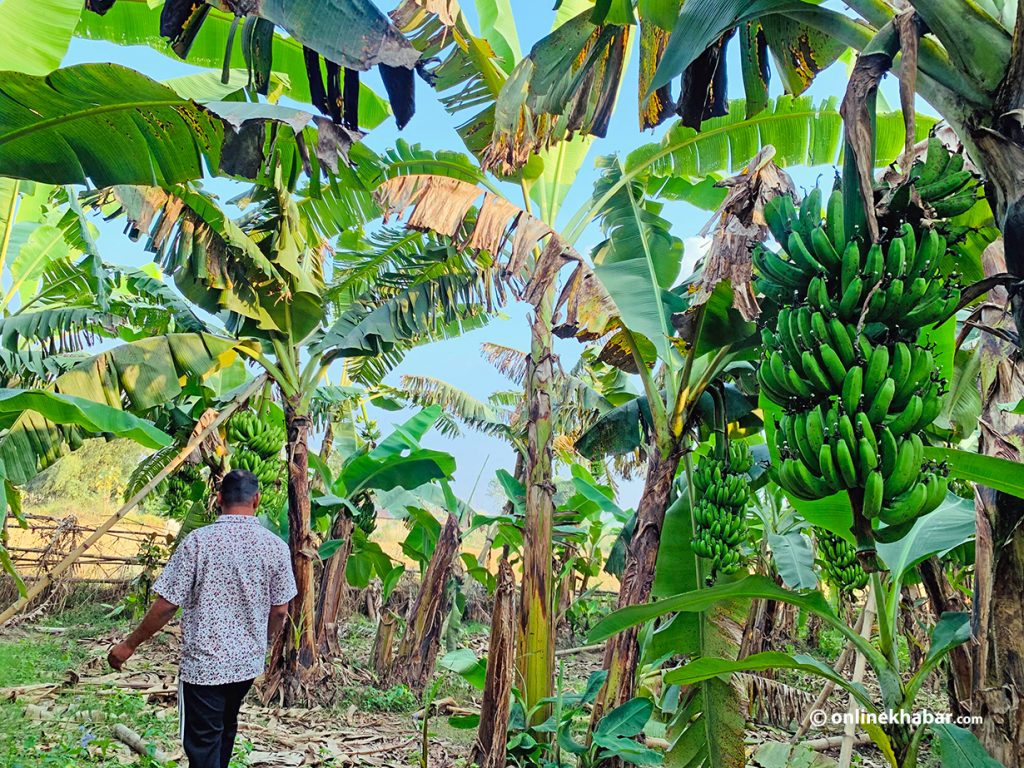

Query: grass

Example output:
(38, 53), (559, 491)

(0, 601), (188, 768)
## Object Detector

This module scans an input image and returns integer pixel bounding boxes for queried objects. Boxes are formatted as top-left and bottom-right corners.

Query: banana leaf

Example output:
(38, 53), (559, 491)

(0, 333), (249, 486)
(0, 0), (82, 75)
(0, 63), (315, 187)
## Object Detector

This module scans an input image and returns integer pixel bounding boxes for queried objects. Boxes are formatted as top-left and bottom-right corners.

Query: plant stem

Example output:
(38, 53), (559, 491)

(620, 327), (669, 451)
(872, 570), (896, 668)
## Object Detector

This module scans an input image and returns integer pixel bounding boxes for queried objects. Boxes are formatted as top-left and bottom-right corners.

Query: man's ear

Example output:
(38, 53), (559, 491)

(216, 491), (223, 510)
(253, 492), (261, 511)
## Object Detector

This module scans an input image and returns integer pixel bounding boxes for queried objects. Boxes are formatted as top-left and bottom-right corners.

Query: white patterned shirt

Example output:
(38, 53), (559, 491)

(153, 514), (297, 685)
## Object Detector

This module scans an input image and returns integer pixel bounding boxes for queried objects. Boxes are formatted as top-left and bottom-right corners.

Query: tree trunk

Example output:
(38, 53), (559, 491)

(740, 598), (780, 661)
(969, 241), (1024, 765)
(471, 558), (517, 768)
(516, 294), (556, 724)
(918, 556), (972, 718)
(373, 611), (398, 678)
(314, 513), (354, 655)
(590, 441), (683, 738)
(279, 398), (317, 704)
(387, 513), (461, 692)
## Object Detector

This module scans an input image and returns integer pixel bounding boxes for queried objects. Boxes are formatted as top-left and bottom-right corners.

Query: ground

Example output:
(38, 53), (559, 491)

(0, 598), (949, 767)
(0, 602), (483, 767)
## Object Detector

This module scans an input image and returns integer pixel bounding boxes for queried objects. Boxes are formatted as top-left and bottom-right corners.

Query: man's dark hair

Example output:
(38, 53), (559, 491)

(220, 469), (260, 508)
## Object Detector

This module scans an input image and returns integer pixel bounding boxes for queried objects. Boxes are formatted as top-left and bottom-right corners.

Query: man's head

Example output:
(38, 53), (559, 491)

(218, 469), (261, 515)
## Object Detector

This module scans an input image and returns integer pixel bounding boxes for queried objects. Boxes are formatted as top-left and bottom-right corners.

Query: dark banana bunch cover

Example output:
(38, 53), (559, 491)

(691, 443), (754, 582)
(227, 410), (287, 516)
(755, 162), (965, 544)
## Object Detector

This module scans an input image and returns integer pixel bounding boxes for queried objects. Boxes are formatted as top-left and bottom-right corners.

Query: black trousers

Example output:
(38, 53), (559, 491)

(181, 679), (254, 768)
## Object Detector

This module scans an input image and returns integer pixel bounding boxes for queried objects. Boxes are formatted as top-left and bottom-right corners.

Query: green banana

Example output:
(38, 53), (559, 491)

(863, 470), (884, 519)
(841, 366), (863, 415)
(915, 137), (950, 187)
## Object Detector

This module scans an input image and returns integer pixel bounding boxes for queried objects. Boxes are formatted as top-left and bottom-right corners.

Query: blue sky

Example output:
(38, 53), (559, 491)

(61, 3), (911, 512)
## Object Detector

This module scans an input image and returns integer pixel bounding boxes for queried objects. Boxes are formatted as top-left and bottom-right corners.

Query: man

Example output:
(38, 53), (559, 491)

(108, 469), (296, 768)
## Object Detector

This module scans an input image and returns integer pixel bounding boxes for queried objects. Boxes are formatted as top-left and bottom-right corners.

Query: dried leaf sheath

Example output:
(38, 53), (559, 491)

(374, 175), (618, 338)
(692, 146), (798, 321)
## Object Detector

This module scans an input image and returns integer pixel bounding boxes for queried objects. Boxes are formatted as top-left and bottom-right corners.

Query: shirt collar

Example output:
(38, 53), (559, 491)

(216, 514), (259, 524)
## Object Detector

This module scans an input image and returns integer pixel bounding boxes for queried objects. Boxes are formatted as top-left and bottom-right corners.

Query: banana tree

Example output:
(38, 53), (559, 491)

(648, 8), (1024, 758)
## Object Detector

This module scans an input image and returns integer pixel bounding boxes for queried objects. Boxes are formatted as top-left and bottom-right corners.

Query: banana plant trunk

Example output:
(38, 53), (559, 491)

(314, 513), (355, 655)
(590, 440), (683, 741)
(386, 513), (461, 692)
(281, 397), (318, 704)
(516, 291), (556, 725)
(970, 239), (1024, 766)
(472, 558), (517, 768)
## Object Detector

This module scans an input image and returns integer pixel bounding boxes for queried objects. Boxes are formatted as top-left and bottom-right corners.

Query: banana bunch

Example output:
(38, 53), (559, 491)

(227, 410), (286, 460)
(816, 529), (869, 595)
(756, 195), (961, 335)
(227, 409), (287, 515)
(230, 447), (281, 484)
(691, 443), (754, 581)
(911, 137), (980, 218)
(753, 187), (837, 305)
(756, 187), (959, 545)
(166, 461), (207, 518)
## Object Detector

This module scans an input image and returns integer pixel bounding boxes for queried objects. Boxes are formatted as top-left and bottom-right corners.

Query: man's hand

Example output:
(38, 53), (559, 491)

(107, 640), (135, 671)
(106, 596), (178, 672)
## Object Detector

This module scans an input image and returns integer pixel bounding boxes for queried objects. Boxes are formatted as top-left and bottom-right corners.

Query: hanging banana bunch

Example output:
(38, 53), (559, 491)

(755, 147), (969, 549)
(912, 137), (980, 218)
(691, 442), (754, 582)
(165, 461), (208, 519)
(227, 410), (287, 516)
(816, 528), (869, 596)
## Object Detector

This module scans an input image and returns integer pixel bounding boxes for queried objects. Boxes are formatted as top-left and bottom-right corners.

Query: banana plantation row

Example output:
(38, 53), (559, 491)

(1, 1), (1024, 767)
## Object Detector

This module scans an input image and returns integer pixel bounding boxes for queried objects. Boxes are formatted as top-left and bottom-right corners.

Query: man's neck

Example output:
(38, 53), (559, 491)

(220, 508), (256, 517)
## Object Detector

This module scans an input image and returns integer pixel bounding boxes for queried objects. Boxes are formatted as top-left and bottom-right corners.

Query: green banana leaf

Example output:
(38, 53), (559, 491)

(935, 348), (982, 441)
(0, 333), (249, 486)
(0, 0), (82, 75)
(664, 651), (873, 710)
(0, 388), (168, 449)
(75, 2), (390, 127)
(875, 493), (975, 581)
(590, 155), (683, 368)
(0, 63), (224, 187)
(924, 446), (1024, 499)
(0, 63), (321, 188)
(565, 96), (934, 242)
(768, 530), (817, 590)
(335, 407), (454, 497)
(932, 723), (1004, 767)
(626, 96), (936, 186)
(649, 0), (819, 91)
(590, 574), (876, 659)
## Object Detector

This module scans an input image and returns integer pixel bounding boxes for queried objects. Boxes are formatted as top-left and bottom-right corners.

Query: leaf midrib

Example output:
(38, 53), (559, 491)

(0, 98), (202, 147)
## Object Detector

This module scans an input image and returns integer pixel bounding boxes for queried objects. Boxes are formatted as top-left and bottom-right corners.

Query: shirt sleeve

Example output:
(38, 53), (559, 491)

(153, 535), (197, 607)
(269, 546), (298, 606)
